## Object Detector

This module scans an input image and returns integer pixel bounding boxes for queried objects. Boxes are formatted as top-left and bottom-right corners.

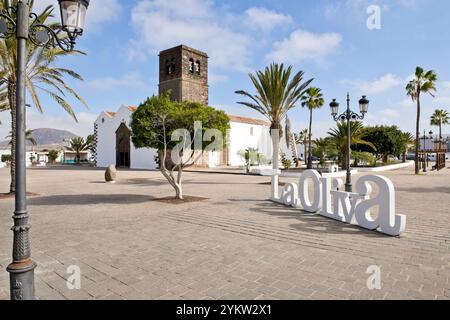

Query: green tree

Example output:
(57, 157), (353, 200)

(406, 67), (437, 174)
(0, 0), (87, 193)
(360, 125), (405, 163)
(65, 137), (88, 164)
(235, 63), (312, 170)
(328, 121), (375, 169)
(352, 151), (376, 167)
(131, 94), (230, 199)
(300, 87), (324, 169)
(400, 132), (415, 162)
(238, 148), (266, 174)
(312, 137), (336, 168)
(430, 109), (449, 140)
(48, 149), (59, 164)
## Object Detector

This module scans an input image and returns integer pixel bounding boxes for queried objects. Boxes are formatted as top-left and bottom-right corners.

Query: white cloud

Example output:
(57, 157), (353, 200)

(266, 29), (342, 65)
(87, 72), (149, 91)
(128, 0), (251, 71)
(341, 74), (403, 94)
(244, 7), (292, 32)
(33, 0), (122, 31)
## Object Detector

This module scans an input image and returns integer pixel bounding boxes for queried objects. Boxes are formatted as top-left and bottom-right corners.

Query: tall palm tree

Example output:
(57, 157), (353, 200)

(430, 109), (449, 140)
(294, 128), (309, 165)
(0, 0), (87, 193)
(301, 87), (325, 169)
(328, 121), (375, 169)
(65, 137), (88, 164)
(236, 63), (313, 169)
(406, 67), (437, 175)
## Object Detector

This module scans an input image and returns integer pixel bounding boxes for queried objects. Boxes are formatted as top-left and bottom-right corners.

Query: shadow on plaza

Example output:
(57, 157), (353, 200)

(28, 194), (156, 206)
(244, 200), (385, 238)
(396, 186), (450, 194)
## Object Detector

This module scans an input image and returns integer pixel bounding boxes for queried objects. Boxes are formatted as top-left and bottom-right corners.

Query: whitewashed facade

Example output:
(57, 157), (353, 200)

(93, 105), (286, 169)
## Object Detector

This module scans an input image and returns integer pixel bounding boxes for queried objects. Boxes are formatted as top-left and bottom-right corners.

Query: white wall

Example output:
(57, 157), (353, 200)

(95, 106), (158, 170)
(228, 122), (272, 166)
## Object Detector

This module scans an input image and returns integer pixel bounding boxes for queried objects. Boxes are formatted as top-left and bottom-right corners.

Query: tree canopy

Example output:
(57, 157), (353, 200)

(359, 125), (406, 162)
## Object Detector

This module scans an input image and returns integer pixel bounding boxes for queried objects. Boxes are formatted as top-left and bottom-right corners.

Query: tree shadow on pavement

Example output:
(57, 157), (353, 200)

(28, 194), (156, 206)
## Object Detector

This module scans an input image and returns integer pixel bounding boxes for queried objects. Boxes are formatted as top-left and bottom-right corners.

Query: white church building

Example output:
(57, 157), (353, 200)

(94, 106), (275, 170)
(94, 45), (291, 170)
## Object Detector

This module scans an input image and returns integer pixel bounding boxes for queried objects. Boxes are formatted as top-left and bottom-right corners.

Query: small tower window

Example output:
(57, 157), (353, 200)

(166, 58), (176, 75)
(195, 60), (200, 75)
(189, 59), (194, 73)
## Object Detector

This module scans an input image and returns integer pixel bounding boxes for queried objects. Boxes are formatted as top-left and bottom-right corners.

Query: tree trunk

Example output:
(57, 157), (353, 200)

(8, 84), (16, 194)
(271, 123), (280, 170)
(307, 109), (313, 169)
(402, 151), (406, 163)
(414, 94), (420, 175)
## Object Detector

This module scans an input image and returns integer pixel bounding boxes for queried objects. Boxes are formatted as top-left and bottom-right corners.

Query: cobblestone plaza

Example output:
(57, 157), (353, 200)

(0, 167), (449, 300)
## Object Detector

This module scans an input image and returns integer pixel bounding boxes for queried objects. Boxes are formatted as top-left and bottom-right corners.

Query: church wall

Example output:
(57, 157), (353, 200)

(228, 122), (271, 166)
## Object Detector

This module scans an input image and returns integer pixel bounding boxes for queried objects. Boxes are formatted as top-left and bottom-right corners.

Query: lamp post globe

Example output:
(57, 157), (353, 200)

(330, 99), (339, 116)
(58, 0), (90, 35)
(359, 96), (370, 114)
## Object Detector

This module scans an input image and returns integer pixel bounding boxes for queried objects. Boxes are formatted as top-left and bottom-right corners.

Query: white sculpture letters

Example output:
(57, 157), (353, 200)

(271, 170), (406, 236)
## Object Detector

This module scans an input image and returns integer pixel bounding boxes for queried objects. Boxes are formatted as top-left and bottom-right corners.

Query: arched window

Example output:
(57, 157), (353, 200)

(165, 59), (171, 75)
(189, 59), (194, 73)
(166, 58), (176, 75)
(170, 58), (176, 74)
(195, 60), (200, 75)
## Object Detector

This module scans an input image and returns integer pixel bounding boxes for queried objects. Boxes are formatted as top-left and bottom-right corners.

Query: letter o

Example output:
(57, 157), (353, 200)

(298, 170), (322, 213)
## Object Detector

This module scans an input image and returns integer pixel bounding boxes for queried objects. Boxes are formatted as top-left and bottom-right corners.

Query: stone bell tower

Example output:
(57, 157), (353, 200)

(158, 45), (209, 105)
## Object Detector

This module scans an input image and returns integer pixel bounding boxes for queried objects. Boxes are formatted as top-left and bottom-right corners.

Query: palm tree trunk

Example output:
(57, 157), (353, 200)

(8, 84), (16, 194)
(414, 94), (420, 175)
(271, 123), (280, 170)
(307, 109), (313, 169)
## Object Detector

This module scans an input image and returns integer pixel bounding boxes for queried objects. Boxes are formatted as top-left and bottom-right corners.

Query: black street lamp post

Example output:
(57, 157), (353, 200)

(329, 93), (369, 193)
(0, 0), (90, 300)
(422, 130), (433, 172)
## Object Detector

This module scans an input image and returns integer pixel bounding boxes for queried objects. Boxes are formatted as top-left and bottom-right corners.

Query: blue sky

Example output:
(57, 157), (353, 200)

(1, 0), (449, 140)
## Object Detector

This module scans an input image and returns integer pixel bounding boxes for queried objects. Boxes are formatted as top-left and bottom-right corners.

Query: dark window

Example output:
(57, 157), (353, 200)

(189, 59), (194, 73)
(195, 60), (200, 75)
(166, 58), (176, 75)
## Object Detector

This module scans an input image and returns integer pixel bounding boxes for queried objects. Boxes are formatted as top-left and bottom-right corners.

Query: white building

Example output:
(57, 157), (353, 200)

(94, 105), (276, 169)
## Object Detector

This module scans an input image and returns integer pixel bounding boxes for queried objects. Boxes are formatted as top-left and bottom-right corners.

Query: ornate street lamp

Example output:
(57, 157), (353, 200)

(0, 0), (89, 300)
(329, 93), (369, 192)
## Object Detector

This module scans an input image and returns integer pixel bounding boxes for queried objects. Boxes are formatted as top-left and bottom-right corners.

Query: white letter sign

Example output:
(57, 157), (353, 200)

(271, 170), (406, 236)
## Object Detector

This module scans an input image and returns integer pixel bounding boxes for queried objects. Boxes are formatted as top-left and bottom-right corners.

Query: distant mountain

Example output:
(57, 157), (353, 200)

(0, 128), (78, 147)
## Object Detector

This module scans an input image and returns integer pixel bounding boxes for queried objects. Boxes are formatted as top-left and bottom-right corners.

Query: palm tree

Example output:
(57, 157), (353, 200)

(406, 67), (437, 174)
(430, 109), (449, 140)
(401, 132), (415, 163)
(65, 137), (88, 164)
(301, 87), (325, 169)
(236, 63), (313, 169)
(6, 129), (37, 147)
(328, 121), (375, 169)
(0, 0), (87, 193)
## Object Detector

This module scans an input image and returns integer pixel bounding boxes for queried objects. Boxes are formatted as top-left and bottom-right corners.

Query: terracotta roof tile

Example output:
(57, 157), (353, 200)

(227, 115), (270, 127)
